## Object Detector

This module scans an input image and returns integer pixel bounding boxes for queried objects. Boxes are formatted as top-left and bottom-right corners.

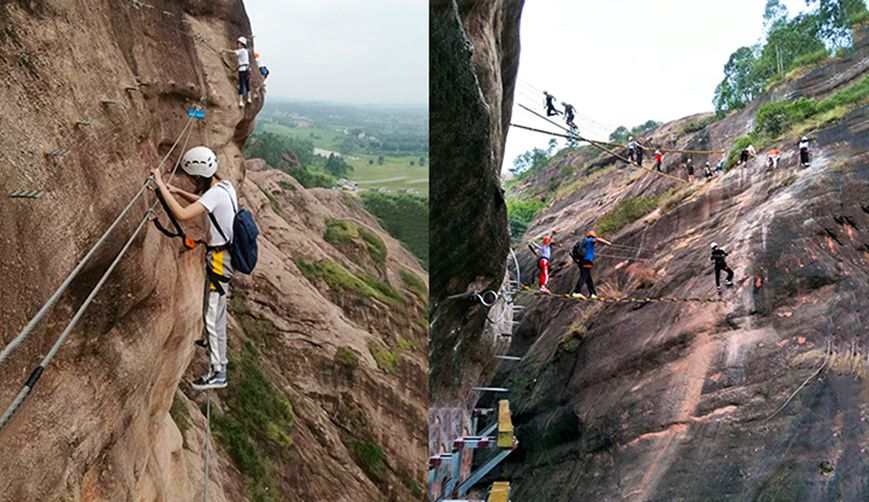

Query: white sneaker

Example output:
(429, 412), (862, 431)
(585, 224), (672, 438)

(238, 99), (244, 108)
(571, 293), (586, 299)
(590, 294), (599, 300)
(246, 95), (252, 104)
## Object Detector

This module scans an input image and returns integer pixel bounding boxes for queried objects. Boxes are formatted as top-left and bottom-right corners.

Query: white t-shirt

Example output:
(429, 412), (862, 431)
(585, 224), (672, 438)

(198, 181), (238, 246)
(234, 48), (250, 71)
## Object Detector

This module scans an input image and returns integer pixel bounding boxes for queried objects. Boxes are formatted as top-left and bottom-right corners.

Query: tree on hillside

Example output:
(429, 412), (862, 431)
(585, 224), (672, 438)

(419, 157), (426, 166)
(325, 154), (353, 178)
(377, 155), (385, 165)
(713, 0), (867, 114)
(609, 126), (630, 144)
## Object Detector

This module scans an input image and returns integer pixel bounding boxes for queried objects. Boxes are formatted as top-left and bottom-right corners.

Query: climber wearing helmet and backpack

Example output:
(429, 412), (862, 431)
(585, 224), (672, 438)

(529, 231), (556, 292)
(151, 146), (258, 390)
(710, 242), (734, 293)
(570, 230), (612, 299)
(224, 36), (252, 107)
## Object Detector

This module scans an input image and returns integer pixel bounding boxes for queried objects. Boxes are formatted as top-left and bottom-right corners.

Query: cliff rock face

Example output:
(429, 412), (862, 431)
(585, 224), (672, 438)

(0, 2), (427, 501)
(429, 0), (524, 450)
(492, 27), (868, 502)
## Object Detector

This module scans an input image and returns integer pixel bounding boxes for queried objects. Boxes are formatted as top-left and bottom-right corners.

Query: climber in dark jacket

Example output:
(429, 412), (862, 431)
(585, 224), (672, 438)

(544, 91), (561, 117)
(711, 242), (734, 292)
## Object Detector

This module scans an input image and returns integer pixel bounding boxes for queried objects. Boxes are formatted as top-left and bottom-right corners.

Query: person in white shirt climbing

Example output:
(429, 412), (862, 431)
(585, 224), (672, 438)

(151, 146), (239, 390)
(224, 36), (252, 107)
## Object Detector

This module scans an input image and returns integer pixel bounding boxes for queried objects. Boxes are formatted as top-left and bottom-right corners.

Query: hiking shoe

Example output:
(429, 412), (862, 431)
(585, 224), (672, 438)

(191, 371), (227, 390)
(540, 286), (550, 293)
(571, 293), (587, 299)
(246, 95), (252, 104)
(237, 99), (244, 108)
(717, 286), (723, 292)
(590, 294), (599, 300)
(725, 280), (734, 287)
(195, 338), (208, 349)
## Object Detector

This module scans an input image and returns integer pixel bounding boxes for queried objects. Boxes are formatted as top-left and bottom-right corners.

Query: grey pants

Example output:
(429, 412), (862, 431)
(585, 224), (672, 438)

(203, 249), (233, 372)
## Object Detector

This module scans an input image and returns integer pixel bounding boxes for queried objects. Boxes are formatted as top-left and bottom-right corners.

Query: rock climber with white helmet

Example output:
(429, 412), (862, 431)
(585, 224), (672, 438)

(798, 136), (811, 167)
(151, 146), (239, 390)
(224, 36), (253, 107)
(569, 230), (613, 299)
(710, 242), (734, 292)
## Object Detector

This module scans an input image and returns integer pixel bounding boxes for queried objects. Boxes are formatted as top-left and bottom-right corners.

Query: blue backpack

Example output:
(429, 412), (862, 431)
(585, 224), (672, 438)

(208, 183), (259, 274)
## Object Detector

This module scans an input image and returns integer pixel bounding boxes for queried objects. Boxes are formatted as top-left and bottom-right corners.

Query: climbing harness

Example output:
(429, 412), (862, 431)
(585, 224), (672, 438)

(520, 285), (721, 303)
(0, 111), (201, 432)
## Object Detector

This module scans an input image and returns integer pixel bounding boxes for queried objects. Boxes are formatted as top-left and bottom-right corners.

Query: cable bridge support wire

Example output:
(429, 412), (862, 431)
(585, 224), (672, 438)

(0, 117), (196, 431)
(513, 105), (688, 184)
(0, 116), (194, 367)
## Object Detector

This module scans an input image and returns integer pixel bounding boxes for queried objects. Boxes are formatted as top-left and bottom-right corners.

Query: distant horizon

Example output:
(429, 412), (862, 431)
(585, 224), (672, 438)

(262, 97), (428, 110)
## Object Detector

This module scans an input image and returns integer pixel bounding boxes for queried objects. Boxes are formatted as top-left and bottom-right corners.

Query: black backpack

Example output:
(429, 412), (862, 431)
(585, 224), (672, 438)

(570, 240), (587, 263)
(209, 183), (260, 275)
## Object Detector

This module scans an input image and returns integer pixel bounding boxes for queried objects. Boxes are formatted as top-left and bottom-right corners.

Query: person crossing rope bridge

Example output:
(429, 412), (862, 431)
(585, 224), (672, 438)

(570, 230), (613, 299)
(528, 231), (556, 292)
(543, 90), (561, 117)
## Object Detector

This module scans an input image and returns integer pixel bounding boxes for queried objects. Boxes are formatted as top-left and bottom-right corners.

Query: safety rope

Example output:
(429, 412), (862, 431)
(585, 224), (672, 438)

(204, 393), (211, 502)
(520, 285), (721, 303)
(762, 358), (828, 423)
(0, 116), (194, 367)
(515, 81), (726, 154)
(511, 119), (688, 185)
(0, 119), (195, 432)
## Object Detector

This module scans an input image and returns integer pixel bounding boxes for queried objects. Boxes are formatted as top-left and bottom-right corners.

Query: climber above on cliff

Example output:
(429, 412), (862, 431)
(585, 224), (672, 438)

(223, 36), (252, 107)
(654, 150), (663, 172)
(255, 52), (269, 93)
(710, 242), (734, 292)
(686, 158), (695, 181)
(570, 231), (612, 299)
(798, 136), (811, 167)
(151, 146), (239, 390)
(544, 91), (561, 117)
(529, 232), (556, 292)
(562, 102), (576, 128)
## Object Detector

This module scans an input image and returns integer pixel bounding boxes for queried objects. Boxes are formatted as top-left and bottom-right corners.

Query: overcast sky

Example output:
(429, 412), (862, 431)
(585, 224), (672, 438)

(504, 0), (815, 170)
(244, 0), (428, 105)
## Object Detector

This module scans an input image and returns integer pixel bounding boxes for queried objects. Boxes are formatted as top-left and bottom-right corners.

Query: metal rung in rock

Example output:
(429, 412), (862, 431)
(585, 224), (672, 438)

(124, 85), (139, 91)
(101, 99), (123, 106)
(48, 148), (69, 158)
(9, 191), (44, 199)
(495, 355), (521, 361)
(76, 119), (93, 127)
(499, 333), (512, 337)
(473, 387), (509, 393)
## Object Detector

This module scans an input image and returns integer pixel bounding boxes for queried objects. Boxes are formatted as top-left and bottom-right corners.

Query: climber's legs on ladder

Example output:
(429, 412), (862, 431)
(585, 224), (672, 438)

(238, 70), (251, 106)
(193, 249), (234, 390)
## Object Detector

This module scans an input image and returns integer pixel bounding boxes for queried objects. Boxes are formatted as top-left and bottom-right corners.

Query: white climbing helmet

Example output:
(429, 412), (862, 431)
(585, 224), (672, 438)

(711, 242), (719, 249)
(237, 36), (248, 46)
(181, 146), (218, 178)
(801, 136), (808, 141)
